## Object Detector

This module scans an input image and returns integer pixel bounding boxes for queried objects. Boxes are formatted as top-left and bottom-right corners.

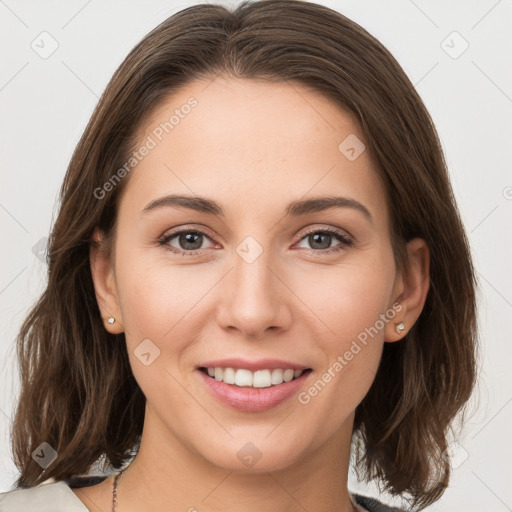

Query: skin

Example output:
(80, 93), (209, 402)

(77, 76), (430, 512)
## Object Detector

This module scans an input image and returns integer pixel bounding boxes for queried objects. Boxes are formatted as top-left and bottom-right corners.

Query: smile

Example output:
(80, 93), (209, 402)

(200, 367), (311, 388)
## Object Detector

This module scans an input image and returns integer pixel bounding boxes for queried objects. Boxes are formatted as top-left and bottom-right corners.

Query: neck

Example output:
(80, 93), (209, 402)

(116, 406), (357, 512)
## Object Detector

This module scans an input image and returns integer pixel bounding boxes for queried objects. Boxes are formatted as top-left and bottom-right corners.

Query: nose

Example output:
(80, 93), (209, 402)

(217, 244), (292, 339)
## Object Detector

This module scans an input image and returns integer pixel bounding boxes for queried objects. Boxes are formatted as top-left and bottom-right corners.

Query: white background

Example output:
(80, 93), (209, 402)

(1, 0), (511, 510)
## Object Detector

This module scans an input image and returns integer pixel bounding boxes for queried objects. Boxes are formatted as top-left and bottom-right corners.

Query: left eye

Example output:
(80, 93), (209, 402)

(295, 229), (352, 252)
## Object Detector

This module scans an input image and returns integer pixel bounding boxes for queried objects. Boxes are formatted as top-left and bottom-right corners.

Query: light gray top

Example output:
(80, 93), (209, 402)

(0, 480), (89, 511)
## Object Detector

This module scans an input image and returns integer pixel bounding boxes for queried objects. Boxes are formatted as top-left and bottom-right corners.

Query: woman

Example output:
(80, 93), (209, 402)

(0, 1), (477, 511)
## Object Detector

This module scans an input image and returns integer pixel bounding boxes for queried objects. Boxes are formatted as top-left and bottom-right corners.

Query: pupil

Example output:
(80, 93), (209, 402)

(310, 233), (331, 250)
(180, 232), (202, 250)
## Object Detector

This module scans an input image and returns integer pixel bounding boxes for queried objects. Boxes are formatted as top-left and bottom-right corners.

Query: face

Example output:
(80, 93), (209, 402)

(95, 76), (406, 473)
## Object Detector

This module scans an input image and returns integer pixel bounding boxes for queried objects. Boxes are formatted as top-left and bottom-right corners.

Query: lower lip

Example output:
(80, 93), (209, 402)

(198, 369), (311, 412)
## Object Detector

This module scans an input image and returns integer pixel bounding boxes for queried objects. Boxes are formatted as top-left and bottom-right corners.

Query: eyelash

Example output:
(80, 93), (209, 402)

(157, 225), (353, 256)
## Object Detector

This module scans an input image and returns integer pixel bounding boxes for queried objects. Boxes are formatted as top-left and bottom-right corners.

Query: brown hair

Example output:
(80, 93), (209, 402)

(10, 1), (478, 508)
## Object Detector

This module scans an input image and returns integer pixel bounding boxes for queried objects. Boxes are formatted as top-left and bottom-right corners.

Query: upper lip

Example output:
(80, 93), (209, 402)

(197, 358), (310, 372)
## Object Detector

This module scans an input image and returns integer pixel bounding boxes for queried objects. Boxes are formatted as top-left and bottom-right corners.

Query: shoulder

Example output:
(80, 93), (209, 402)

(352, 493), (410, 512)
(0, 475), (108, 512)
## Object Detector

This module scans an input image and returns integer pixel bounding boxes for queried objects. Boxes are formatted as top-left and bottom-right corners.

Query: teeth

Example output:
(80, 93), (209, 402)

(223, 367), (236, 384)
(253, 370), (271, 388)
(235, 369), (252, 387)
(271, 369), (284, 385)
(204, 367), (306, 387)
(283, 369), (294, 382)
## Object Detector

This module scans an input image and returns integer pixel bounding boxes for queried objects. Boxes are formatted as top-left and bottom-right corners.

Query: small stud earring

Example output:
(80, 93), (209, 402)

(107, 317), (115, 325)
(396, 322), (405, 334)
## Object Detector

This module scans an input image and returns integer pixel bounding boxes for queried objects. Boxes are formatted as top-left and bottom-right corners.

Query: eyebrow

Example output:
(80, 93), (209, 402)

(142, 194), (373, 223)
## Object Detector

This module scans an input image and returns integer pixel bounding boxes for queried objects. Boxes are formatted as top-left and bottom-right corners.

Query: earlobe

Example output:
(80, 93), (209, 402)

(385, 238), (430, 343)
(90, 228), (124, 334)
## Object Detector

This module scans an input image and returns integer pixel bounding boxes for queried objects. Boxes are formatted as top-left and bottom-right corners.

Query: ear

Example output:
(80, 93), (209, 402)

(90, 227), (124, 334)
(384, 238), (430, 342)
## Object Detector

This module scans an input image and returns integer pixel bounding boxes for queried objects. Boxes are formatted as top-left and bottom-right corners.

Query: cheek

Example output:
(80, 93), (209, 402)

(297, 253), (395, 347)
(293, 252), (395, 412)
(114, 256), (211, 401)
(115, 248), (219, 352)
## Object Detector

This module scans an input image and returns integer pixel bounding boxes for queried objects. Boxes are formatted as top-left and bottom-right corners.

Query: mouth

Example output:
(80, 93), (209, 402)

(196, 359), (313, 412)
(199, 366), (313, 388)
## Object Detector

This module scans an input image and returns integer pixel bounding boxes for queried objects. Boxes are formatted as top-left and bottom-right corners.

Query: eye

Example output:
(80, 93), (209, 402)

(294, 227), (353, 254)
(158, 225), (353, 256)
(159, 228), (217, 255)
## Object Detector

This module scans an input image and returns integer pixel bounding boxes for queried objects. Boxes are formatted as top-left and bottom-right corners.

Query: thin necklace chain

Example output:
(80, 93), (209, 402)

(112, 468), (125, 512)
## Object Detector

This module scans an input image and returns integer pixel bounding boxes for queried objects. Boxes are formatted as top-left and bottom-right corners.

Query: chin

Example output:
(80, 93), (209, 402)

(191, 430), (315, 474)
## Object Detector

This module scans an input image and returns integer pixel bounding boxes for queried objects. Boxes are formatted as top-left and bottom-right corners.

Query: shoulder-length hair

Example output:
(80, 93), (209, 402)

(10, 1), (477, 508)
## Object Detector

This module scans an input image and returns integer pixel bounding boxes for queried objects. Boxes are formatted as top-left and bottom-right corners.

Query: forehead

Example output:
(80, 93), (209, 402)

(121, 76), (389, 228)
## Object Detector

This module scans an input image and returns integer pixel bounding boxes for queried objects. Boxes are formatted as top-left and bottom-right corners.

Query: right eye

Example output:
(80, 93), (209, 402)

(159, 228), (218, 255)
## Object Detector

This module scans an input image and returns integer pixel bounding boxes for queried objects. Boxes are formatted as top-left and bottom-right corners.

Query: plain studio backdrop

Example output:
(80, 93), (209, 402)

(1, 1), (511, 510)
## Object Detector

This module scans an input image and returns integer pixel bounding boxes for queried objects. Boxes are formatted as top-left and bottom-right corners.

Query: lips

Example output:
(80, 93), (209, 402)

(197, 358), (309, 372)
(196, 358), (312, 412)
